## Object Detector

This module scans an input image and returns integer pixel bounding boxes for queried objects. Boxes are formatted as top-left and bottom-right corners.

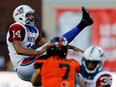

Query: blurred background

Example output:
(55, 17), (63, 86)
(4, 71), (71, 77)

(0, 0), (116, 87)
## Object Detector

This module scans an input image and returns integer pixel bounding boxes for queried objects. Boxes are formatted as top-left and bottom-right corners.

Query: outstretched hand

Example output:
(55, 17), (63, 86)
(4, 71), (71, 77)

(38, 45), (47, 55)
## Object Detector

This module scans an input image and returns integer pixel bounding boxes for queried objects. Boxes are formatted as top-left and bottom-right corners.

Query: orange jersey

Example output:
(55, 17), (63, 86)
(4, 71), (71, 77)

(34, 55), (80, 87)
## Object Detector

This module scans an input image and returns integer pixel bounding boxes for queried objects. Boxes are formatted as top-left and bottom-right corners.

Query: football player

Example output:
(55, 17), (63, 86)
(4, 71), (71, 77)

(76, 46), (112, 87)
(32, 36), (86, 87)
(6, 5), (93, 82)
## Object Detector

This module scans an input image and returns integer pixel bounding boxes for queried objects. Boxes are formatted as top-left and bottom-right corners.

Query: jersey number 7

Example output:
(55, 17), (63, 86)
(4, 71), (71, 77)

(59, 63), (70, 79)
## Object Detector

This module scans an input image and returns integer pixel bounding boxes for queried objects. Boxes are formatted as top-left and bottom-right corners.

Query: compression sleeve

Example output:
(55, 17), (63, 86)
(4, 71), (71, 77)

(62, 27), (81, 43)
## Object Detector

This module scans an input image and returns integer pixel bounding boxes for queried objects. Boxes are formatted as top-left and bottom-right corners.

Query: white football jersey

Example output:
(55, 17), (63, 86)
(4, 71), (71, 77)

(6, 23), (41, 70)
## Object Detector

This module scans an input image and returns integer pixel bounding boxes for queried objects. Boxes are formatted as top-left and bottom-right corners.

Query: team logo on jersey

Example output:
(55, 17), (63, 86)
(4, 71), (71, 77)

(28, 37), (35, 43)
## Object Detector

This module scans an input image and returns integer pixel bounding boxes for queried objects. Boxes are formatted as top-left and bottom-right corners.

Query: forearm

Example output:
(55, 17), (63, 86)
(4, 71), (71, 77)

(78, 73), (86, 87)
(15, 47), (38, 56)
(31, 69), (42, 86)
(36, 38), (48, 47)
(68, 45), (84, 54)
(68, 44), (76, 49)
(13, 41), (41, 56)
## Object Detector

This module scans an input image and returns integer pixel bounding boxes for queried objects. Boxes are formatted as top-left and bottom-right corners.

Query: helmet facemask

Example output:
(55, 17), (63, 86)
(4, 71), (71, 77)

(82, 46), (105, 74)
(25, 13), (34, 26)
(82, 57), (102, 74)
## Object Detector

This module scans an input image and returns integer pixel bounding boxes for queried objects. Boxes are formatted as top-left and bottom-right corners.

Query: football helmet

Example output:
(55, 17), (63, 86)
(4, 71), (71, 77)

(82, 46), (105, 74)
(13, 5), (36, 26)
(46, 36), (68, 58)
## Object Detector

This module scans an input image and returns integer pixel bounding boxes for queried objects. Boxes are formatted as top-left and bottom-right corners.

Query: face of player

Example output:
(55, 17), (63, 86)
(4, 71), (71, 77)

(26, 13), (35, 22)
(85, 60), (99, 70)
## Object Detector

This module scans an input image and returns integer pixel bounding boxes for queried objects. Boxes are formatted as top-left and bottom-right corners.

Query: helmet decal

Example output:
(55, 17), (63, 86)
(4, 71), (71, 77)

(90, 46), (95, 54)
(46, 36), (68, 58)
(15, 7), (24, 16)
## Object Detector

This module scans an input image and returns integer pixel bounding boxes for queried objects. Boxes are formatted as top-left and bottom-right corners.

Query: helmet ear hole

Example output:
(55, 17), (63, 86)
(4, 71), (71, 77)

(19, 18), (22, 20)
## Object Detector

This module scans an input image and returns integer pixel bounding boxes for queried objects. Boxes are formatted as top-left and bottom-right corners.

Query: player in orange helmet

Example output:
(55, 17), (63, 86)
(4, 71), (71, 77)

(31, 36), (85, 87)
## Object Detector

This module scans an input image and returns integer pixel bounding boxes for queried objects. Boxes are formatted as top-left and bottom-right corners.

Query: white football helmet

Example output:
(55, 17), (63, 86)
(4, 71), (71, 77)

(13, 5), (35, 25)
(82, 46), (105, 74)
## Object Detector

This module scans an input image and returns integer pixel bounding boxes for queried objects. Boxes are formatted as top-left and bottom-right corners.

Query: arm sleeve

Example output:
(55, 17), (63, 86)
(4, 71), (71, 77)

(96, 72), (112, 87)
(8, 24), (25, 42)
(62, 27), (81, 43)
(35, 35), (43, 44)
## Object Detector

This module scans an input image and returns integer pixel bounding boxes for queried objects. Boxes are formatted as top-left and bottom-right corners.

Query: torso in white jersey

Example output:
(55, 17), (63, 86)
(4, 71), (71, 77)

(6, 23), (41, 70)
(79, 65), (112, 87)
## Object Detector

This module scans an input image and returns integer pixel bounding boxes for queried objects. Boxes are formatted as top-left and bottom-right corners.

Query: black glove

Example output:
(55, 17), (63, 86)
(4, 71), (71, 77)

(77, 6), (94, 31)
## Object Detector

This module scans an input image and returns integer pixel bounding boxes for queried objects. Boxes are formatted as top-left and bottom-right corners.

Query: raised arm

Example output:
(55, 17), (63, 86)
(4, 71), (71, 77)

(68, 44), (84, 54)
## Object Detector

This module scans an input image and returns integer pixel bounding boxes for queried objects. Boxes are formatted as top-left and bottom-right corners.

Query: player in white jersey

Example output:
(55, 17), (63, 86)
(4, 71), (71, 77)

(76, 46), (112, 87)
(6, 5), (93, 82)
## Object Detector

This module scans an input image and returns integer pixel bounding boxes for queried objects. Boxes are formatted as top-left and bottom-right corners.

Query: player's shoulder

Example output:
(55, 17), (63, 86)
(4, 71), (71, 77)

(10, 22), (24, 27)
(70, 59), (80, 65)
(94, 70), (112, 86)
(95, 70), (112, 78)
(9, 23), (25, 31)
(94, 70), (112, 80)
